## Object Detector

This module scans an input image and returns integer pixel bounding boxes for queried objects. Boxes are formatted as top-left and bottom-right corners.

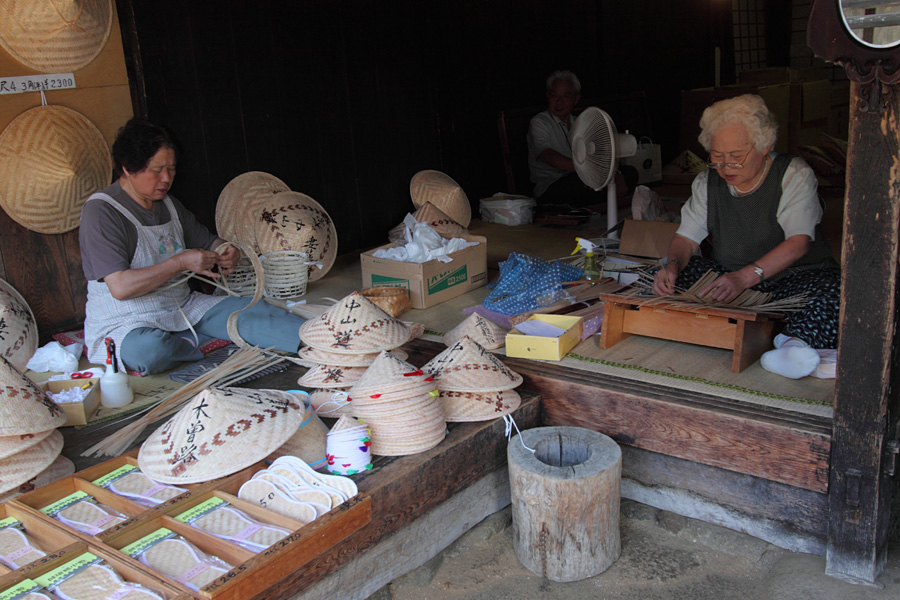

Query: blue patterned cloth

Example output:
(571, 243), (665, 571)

(483, 253), (584, 315)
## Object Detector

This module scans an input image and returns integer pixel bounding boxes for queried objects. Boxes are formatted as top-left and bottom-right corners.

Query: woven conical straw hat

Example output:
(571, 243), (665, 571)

(409, 170), (471, 227)
(423, 336), (523, 392)
(138, 387), (305, 484)
(298, 363), (367, 388)
(266, 400), (328, 467)
(0, 356), (66, 436)
(216, 171), (289, 243)
(442, 313), (506, 350)
(0, 0), (113, 73)
(330, 414), (364, 433)
(0, 454), (74, 503)
(348, 351), (432, 397)
(254, 190), (338, 281)
(0, 278), (38, 371)
(0, 429), (62, 495)
(441, 389), (521, 422)
(0, 429), (53, 461)
(299, 292), (411, 354)
(0, 105), (112, 234)
(295, 346), (407, 368)
(388, 201), (468, 243)
(309, 388), (354, 417)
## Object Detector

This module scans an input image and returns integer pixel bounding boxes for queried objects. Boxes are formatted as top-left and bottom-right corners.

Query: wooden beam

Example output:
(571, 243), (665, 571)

(826, 80), (900, 585)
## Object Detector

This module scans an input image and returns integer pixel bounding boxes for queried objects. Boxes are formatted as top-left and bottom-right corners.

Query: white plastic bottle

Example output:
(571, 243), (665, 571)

(100, 338), (134, 408)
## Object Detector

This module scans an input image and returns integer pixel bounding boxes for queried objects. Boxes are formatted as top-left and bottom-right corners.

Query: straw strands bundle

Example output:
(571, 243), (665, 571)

(630, 268), (809, 312)
(82, 346), (286, 457)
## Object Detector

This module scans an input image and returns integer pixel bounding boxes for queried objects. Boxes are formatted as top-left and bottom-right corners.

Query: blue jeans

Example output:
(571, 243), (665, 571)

(120, 297), (304, 375)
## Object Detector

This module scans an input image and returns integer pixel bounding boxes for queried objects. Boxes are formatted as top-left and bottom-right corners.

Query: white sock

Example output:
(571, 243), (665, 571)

(760, 337), (820, 379)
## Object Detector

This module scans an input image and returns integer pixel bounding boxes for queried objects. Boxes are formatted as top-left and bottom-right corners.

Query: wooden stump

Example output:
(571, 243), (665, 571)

(508, 426), (622, 582)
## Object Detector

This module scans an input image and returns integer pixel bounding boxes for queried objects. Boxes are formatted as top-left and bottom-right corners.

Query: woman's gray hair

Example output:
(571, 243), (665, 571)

(697, 94), (777, 153)
(546, 70), (581, 93)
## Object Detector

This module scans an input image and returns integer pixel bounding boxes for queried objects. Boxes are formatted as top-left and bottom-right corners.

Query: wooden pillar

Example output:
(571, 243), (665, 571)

(827, 80), (900, 584)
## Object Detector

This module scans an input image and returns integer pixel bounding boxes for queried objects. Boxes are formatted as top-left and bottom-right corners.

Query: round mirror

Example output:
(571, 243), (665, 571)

(840, 1), (900, 48)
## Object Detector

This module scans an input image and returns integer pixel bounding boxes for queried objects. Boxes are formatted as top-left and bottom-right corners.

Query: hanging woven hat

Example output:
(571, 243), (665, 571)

(423, 336), (523, 392)
(348, 350), (434, 397)
(254, 190), (337, 281)
(388, 201), (468, 244)
(0, 356), (67, 436)
(267, 395), (328, 468)
(138, 387), (305, 484)
(409, 170), (471, 227)
(442, 313), (506, 350)
(298, 363), (367, 389)
(0, 278), (38, 371)
(0, 0), (113, 73)
(216, 171), (289, 243)
(299, 291), (411, 354)
(0, 454), (74, 503)
(440, 389), (521, 422)
(295, 346), (408, 368)
(0, 429), (63, 495)
(0, 105), (112, 234)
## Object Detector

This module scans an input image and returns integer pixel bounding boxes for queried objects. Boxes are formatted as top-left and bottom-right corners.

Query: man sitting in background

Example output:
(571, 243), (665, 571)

(527, 69), (636, 209)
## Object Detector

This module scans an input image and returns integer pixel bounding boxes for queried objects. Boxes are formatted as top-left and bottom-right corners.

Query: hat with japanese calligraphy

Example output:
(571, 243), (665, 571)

(423, 336), (523, 393)
(138, 387), (306, 484)
(0, 105), (112, 234)
(388, 201), (468, 244)
(254, 190), (338, 281)
(0, 454), (74, 503)
(298, 363), (367, 389)
(299, 291), (412, 354)
(442, 313), (506, 350)
(348, 350), (436, 398)
(409, 170), (471, 227)
(0, 0), (113, 73)
(216, 171), (289, 244)
(0, 356), (67, 436)
(440, 389), (521, 422)
(294, 346), (408, 368)
(0, 429), (63, 496)
(0, 278), (39, 371)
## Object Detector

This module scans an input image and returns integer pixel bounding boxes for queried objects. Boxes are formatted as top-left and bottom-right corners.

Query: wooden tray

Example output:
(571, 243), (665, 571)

(0, 502), (80, 571)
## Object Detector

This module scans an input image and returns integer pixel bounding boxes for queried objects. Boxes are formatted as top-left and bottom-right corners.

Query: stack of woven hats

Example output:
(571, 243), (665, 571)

(215, 171), (338, 282)
(0, 357), (71, 501)
(296, 291), (413, 418)
(442, 313), (507, 350)
(348, 351), (446, 456)
(423, 336), (523, 422)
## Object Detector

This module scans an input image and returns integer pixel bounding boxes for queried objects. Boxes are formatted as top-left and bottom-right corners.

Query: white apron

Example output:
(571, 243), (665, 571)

(83, 194), (224, 368)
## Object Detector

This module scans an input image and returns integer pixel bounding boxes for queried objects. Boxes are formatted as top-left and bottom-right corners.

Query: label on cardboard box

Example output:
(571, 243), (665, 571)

(370, 275), (410, 291)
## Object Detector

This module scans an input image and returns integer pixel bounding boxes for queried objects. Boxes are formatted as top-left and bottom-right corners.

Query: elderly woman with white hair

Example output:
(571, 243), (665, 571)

(652, 94), (840, 379)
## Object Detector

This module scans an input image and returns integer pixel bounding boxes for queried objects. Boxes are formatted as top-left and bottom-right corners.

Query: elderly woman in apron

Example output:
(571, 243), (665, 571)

(80, 118), (305, 375)
(652, 94), (840, 380)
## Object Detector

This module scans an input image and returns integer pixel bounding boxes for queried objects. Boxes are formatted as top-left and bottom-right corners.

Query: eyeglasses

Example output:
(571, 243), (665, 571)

(706, 148), (753, 169)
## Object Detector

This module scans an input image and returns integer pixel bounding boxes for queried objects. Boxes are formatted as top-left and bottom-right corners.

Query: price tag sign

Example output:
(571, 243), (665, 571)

(0, 73), (76, 95)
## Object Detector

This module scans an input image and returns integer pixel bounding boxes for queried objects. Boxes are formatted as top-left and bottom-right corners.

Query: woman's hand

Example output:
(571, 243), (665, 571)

(178, 249), (222, 278)
(652, 263), (679, 296)
(698, 270), (754, 303)
(215, 245), (240, 275)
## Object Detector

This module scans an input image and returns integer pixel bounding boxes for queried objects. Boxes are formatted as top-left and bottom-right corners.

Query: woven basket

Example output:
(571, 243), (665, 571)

(221, 258), (257, 297)
(262, 251), (309, 299)
(359, 287), (411, 317)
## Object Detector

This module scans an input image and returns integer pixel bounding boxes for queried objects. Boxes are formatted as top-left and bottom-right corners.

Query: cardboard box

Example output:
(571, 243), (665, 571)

(506, 315), (583, 361)
(43, 379), (100, 426)
(618, 220), (680, 259)
(360, 235), (488, 309)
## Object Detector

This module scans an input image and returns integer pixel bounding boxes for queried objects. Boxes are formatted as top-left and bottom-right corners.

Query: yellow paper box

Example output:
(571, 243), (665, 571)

(506, 314), (584, 361)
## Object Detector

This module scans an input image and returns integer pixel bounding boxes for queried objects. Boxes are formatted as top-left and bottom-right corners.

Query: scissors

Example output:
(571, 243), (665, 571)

(70, 371), (94, 379)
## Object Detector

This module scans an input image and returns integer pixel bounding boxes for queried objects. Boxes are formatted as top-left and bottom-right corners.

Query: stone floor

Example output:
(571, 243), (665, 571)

(377, 500), (900, 600)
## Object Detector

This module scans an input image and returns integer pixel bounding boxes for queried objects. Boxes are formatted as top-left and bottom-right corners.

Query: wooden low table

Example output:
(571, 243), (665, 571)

(597, 293), (783, 372)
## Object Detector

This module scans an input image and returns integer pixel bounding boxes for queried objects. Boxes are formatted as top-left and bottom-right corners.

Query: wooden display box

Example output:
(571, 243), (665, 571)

(0, 502), (80, 572)
(0, 541), (191, 599)
(101, 466), (372, 599)
(42, 379), (101, 426)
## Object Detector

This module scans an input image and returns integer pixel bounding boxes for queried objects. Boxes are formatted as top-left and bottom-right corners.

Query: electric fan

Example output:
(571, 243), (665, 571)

(570, 107), (637, 238)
